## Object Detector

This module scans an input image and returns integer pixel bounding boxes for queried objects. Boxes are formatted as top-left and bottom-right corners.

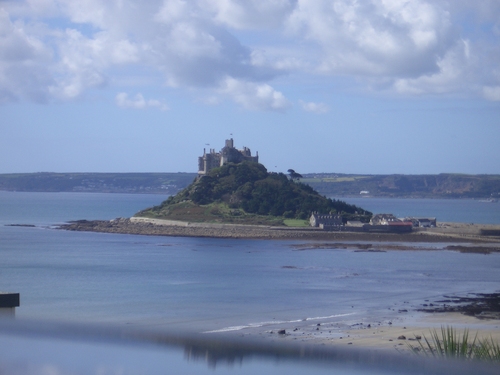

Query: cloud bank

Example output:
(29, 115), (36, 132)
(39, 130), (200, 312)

(1, 0), (499, 109)
(116, 92), (169, 111)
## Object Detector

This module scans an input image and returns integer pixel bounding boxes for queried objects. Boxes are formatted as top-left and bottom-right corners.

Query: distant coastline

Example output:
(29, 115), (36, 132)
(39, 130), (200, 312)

(1, 172), (500, 199)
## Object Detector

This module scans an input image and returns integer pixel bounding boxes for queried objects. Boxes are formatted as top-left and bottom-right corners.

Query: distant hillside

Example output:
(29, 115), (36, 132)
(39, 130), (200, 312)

(0, 172), (197, 195)
(136, 162), (372, 225)
(1, 172), (499, 199)
(302, 173), (500, 198)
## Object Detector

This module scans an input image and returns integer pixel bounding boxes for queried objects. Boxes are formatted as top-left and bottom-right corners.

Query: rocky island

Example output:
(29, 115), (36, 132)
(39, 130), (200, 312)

(137, 139), (371, 225)
(57, 139), (500, 248)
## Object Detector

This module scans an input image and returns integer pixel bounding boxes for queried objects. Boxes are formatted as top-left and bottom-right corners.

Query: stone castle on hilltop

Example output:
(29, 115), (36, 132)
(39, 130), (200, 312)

(198, 138), (259, 175)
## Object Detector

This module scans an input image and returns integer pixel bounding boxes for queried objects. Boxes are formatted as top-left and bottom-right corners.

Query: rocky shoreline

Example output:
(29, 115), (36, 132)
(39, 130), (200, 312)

(55, 217), (500, 248)
(417, 293), (500, 320)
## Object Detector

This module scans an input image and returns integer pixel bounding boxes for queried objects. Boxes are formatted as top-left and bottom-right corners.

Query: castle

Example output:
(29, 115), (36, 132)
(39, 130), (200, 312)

(198, 139), (259, 175)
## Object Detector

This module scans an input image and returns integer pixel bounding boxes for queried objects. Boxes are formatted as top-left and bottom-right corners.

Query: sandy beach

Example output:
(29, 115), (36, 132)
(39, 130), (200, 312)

(249, 312), (500, 353)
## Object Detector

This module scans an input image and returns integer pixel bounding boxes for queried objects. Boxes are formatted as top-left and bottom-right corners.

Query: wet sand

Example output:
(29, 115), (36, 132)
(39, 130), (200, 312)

(238, 300), (500, 353)
(265, 313), (500, 353)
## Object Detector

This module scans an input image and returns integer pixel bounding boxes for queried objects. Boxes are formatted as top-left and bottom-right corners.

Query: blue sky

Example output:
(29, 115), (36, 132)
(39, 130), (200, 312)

(1, 0), (499, 174)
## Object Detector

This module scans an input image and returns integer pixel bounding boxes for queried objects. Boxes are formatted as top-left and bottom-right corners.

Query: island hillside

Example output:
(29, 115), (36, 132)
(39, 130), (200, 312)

(135, 161), (372, 226)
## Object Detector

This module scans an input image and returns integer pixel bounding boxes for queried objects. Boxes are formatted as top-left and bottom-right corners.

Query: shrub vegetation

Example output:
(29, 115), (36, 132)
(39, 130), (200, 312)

(137, 161), (372, 224)
(408, 326), (500, 361)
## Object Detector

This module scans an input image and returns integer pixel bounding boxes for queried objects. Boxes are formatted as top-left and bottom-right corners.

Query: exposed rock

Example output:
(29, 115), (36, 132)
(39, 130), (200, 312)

(418, 293), (500, 319)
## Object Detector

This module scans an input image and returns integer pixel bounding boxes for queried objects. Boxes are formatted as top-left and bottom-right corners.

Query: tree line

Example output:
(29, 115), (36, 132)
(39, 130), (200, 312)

(161, 162), (372, 221)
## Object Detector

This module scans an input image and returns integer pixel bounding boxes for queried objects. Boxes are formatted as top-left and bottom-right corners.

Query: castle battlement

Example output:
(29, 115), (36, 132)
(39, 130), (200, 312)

(198, 138), (258, 175)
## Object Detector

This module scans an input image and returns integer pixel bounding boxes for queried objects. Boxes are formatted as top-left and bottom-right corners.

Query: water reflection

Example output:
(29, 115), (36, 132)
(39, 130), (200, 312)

(0, 319), (498, 375)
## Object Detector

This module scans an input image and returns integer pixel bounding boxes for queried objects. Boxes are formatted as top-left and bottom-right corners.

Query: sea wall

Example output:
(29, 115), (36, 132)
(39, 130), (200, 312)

(130, 217), (312, 231)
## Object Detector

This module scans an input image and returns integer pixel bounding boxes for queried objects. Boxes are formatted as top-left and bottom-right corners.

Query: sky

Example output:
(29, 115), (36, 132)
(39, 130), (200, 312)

(1, 0), (499, 175)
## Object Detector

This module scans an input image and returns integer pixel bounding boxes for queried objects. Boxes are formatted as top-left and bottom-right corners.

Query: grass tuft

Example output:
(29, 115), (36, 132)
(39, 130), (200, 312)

(408, 326), (500, 361)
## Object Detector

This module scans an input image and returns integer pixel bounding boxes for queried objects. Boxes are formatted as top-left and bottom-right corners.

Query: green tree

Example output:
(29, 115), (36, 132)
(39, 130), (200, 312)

(287, 169), (303, 181)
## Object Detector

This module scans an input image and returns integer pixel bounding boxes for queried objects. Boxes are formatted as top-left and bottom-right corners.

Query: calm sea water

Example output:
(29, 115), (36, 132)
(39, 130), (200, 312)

(1, 192), (499, 335)
(336, 197), (500, 224)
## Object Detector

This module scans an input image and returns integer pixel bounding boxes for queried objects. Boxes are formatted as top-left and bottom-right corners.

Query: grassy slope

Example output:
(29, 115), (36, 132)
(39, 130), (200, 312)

(137, 200), (288, 226)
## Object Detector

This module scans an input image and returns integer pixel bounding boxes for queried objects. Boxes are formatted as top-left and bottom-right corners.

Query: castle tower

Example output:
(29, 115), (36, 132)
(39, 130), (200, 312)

(198, 139), (258, 175)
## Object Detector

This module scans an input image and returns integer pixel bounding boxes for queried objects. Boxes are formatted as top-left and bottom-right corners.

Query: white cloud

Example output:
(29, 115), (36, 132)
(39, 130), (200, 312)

(202, 0), (295, 30)
(58, 0), (111, 29)
(483, 86), (500, 102)
(1, 0), (499, 107)
(299, 100), (329, 113)
(220, 77), (289, 111)
(115, 92), (169, 110)
(154, 0), (191, 24)
(286, 0), (454, 78)
(1, 0), (59, 18)
(2, 1), (285, 105)
(48, 25), (140, 98)
(49, 29), (107, 98)
(391, 39), (470, 95)
(0, 8), (53, 102)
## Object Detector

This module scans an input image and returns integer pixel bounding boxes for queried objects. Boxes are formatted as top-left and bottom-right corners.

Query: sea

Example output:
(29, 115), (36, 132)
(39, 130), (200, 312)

(1, 191), (499, 335)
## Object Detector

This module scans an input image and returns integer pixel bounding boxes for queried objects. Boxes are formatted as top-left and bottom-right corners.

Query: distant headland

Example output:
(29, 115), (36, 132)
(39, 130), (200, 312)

(1, 171), (499, 200)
